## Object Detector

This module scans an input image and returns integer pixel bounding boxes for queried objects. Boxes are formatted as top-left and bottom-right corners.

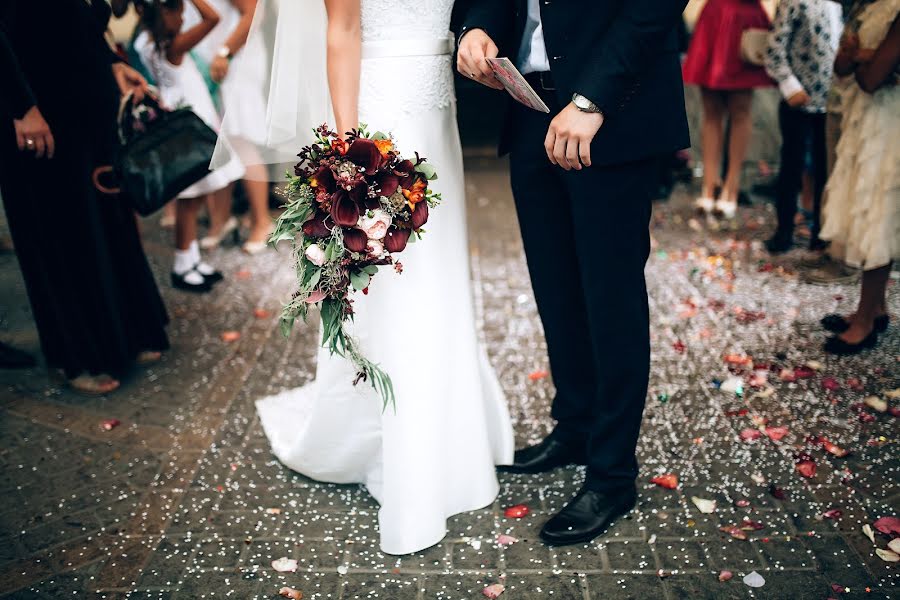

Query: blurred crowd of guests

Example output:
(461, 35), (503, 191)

(682, 0), (898, 354)
(0, 0), (897, 396)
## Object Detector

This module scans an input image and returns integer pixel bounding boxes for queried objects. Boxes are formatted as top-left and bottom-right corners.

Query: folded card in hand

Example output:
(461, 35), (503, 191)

(485, 57), (551, 114)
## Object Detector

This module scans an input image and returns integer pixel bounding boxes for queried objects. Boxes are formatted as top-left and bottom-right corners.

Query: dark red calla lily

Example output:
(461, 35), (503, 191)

(410, 200), (429, 229)
(301, 213), (332, 238)
(342, 228), (368, 252)
(377, 172), (400, 197)
(346, 138), (382, 174)
(310, 165), (336, 192)
(383, 227), (412, 253)
(330, 191), (361, 227)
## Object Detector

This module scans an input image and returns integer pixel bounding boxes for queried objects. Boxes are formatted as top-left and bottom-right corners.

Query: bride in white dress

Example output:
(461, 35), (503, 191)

(242, 0), (514, 555)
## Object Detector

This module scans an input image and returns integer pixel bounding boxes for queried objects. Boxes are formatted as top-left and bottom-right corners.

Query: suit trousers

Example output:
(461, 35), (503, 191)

(507, 86), (656, 491)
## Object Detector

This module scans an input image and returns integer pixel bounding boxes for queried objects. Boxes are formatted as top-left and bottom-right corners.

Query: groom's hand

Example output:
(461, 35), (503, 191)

(545, 103), (605, 171)
(457, 29), (504, 90)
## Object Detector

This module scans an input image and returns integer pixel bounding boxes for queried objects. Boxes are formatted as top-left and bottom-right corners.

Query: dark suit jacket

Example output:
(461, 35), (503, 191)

(457, 0), (691, 165)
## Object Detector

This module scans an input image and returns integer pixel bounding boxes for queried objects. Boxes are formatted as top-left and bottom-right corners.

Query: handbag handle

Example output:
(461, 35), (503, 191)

(92, 165), (121, 195)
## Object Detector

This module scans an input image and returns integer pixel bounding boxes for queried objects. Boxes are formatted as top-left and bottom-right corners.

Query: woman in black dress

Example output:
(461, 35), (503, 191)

(0, 0), (170, 395)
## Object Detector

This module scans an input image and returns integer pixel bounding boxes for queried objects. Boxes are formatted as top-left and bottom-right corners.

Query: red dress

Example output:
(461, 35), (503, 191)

(683, 0), (774, 90)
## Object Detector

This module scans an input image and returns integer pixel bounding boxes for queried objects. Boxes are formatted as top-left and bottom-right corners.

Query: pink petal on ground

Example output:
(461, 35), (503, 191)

(503, 504), (530, 519)
(740, 428), (763, 442)
(719, 570), (733, 582)
(482, 584), (506, 598)
(764, 426), (789, 441)
(796, 460), (817, 479)
(873, 516), (900, 535)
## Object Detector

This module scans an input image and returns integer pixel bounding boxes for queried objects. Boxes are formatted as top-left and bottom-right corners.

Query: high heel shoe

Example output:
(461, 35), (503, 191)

(242, 224), (275, 255)
(824, 329), (879, 355)
(821, 313), (889, 334)
(200, 216), (239, 250)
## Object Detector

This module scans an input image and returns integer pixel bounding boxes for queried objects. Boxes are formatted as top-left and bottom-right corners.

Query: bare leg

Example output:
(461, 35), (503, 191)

(699, 88), (726, 199)
(206, 184), (235, 237)
(243, 164), (273, 243)
(721, 90), (753, 203)
(841, 263), (892, 343)
(175, 196), (204, 251)
(230, 138), (273, 244)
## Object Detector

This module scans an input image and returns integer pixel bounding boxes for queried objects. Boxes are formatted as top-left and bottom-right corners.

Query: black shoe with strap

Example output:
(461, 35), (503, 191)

(824, 329), (879, 355)
(540, 485), (638, 546)
(499, 435), (587, 474)
(821, 314), (889, 334)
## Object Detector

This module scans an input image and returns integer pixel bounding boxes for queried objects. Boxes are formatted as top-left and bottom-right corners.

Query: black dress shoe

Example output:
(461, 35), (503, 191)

(824, 329), (878, 355)
(499, 436), (586, 474)
(765, 230), (794, 254)
(540, 486), (637, 546)
(0, 342), (36, 369)
(821, 313), (889, 334)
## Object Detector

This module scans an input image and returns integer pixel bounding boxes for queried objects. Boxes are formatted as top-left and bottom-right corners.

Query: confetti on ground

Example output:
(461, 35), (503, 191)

(221, 331), (241, 343)
(100, 419), (121, 431)
(503, 504), (530, 519)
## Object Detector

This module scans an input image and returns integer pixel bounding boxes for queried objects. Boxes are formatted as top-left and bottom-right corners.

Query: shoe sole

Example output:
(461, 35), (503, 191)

(539, 503), (637, 547)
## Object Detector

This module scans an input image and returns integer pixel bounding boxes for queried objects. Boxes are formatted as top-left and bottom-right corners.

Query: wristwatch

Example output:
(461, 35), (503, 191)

(572, 93), (602, 114)
(216, 46), (233, 60)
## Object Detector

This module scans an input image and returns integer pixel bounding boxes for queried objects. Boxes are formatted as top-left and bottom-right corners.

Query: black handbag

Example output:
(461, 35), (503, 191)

(93, 92), (220, 216)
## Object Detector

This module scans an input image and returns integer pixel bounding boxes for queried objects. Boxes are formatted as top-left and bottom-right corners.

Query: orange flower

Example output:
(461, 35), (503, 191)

(403, 178), (427, 206)
(374, 138), (394, 158)
(331, 138), (348, 155)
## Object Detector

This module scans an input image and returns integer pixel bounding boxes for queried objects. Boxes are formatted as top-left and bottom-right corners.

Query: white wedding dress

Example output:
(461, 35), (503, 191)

(254, 0), (515, 555)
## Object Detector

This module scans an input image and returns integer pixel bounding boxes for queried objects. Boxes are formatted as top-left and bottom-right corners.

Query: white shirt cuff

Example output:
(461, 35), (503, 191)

(779, 76), (805, 101)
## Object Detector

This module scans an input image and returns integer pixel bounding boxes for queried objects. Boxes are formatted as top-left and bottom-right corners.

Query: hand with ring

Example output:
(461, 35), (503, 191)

(14, 105), (55, 159)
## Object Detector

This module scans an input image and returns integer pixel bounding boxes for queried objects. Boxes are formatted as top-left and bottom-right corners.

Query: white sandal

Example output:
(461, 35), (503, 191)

(200, 216), (239, 250)
(694, 196), (715, 215)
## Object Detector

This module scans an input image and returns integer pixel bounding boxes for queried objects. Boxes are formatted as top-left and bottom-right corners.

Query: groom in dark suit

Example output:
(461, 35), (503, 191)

(457, 0), (690, 545)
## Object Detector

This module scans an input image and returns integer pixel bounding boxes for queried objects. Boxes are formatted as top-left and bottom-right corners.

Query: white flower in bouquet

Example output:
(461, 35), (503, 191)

(367, 239), (385, 257)
(358, 209), (392, 241)
(305, 243), (327, 266)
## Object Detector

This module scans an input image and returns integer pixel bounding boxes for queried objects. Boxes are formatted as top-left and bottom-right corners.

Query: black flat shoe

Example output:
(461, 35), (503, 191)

(540, 486), (637, 546)
(824, 330), (879, 355)
(821, 313), (889, 334)
(171, 270), (213, 293)
(499, 435), (586, 474)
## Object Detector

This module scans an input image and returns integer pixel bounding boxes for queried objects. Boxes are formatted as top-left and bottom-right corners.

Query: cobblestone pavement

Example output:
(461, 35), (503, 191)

(1, 146), (899, 599)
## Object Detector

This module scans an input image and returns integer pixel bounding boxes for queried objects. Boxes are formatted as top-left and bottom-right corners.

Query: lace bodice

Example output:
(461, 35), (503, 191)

(361, 0), (455, 42)
(358, 0), (457, 115)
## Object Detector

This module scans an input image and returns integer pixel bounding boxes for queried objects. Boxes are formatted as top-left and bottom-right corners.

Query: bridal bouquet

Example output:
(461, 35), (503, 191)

(270, 125), (440, 408)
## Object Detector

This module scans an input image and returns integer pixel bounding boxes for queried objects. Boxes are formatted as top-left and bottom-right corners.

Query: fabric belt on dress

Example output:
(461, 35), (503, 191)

(525, 71), (556, 91)
(362, 35), (454, 59)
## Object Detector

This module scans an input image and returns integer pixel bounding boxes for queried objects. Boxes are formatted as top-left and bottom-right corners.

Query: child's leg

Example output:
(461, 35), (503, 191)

(721, 90), (754, 203)
(770, 102), (809, 245)
(175, 196), (203, 252)
(809, 112), (828, 248)
(699, 88), (726, 199)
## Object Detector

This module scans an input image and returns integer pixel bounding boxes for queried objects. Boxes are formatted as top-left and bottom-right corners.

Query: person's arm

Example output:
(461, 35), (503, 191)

(167, 0), (220, 64)
(0, 26), (35, 120)
(834, 30), (860, 77)
(855, 14), (900, 93)
(455, 0), (512, 90)
(570, 0), (688, 118)
(209, 0), (257, 82)
(764, 0), (810, 106)
(324, 0), (361, 137)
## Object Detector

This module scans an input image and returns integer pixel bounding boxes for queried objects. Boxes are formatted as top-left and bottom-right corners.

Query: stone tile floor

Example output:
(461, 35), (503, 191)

(0, 155), (898, 599)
